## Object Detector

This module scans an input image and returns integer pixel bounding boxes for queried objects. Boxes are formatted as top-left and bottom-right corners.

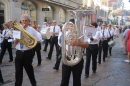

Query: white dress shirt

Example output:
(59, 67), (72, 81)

(50, 25), (60, 36)
(0, 33), (3, 43)
(99, 29), (110, 40)
(97, 26), (101, 31)
(114, 27), (119, 36)
(2, 28), (12, 39)
(58, 32), (62, 47)
(84, 28), (100, 44)
(15, 26), (40, 50)
(37, 31), (43, 43)
(107, 28), (115, 36)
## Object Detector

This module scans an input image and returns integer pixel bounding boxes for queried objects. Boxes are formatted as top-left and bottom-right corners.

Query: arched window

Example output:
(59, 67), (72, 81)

(21, 0), (36, 21)
(44, 5), (53, 22)
(0, 3), (4, 23)
(59, 8), (65, 23)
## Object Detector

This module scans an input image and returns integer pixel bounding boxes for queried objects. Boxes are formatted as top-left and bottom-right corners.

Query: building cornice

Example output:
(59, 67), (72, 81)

(38, 0), (82, 9)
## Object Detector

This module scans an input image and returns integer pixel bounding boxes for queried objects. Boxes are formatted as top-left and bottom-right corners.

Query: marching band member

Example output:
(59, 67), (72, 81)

(98, 23), (110, 64)
(85, 22), (100, 78)
(0, 23), (13, 64)
(43, 22), (51, 52)
(14, 14), (40, 86)
(46, 20), (60, 60)
(32, 25), (43, 66)
(107, 24), (116, 56)
(60, 20), (89, 86)
(53, 25), (62, 70)
(0, 29), (2, 53)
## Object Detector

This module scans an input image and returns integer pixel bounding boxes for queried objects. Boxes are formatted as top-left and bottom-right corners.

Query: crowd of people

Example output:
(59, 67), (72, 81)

(0, 13), (127, 86)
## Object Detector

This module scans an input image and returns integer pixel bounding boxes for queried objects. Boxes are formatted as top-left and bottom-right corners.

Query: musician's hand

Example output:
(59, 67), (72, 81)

(50, 32), (55, 36)
(69, 39), (78, 46)
(3, 36), (7, 38)
(14, 39), (19, 46)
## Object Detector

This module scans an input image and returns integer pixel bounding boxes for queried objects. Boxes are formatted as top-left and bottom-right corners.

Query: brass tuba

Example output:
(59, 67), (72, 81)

(62, 9), (94, 66)
(10, 20), (37, 49)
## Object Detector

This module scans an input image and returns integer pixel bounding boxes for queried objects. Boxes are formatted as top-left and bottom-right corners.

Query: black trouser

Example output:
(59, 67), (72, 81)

(48, 36), (58, 59)
(15, 49), (36, 86)
(43, 39), (50, 51)
(107, 37), (113, 56)
(0, 39), (13, 63)
(60, 58), (84, 86)
(85, 44), (98, 75)
(98, 40), (108, 64)
(54, 45), (62, 69)
(0, 69), (4, 83)
(33, 43), (41, 65)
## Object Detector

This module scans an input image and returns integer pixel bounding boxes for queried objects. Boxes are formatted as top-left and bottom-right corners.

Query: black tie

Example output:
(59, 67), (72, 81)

(4, 30), (6, 36)
(103, 30), (104, 37)
(53, 26), (55, 36)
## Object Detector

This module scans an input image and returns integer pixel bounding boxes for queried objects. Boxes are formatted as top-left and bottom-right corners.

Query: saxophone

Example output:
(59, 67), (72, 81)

(10, 20), (37, 49)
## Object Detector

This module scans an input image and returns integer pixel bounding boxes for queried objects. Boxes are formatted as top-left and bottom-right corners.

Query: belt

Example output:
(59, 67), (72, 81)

(18, 49), (32, 53)
(89, 44), (98, 45)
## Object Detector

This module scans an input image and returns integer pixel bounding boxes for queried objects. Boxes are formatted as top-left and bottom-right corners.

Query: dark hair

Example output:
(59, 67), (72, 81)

(69, 19), (75, 24)
(90, 22), (98, 28)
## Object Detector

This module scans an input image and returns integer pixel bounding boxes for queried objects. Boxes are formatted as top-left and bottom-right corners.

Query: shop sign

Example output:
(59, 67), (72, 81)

(42, 8), (49, 11)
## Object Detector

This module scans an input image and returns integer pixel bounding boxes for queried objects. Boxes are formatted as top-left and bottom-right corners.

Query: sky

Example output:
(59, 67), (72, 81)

(123, 0), (130, 10)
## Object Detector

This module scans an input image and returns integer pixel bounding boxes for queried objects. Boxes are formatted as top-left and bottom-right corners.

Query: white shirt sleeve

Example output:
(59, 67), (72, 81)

(32, 27), (41, 41)
(58, 32), (62, 47)
(106, 29), (110, 37)
(93, 31), (100, 40)
(37, 32), (43, 42)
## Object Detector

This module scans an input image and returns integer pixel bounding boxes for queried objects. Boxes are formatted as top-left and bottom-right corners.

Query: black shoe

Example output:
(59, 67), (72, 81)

(0, 61), (2, 64)
(103, 59), (105, 62)
(53, 67), (59, 70)
(37, 64), (41, 66)
(46, 57), (51, 60)
(9, 60), (13, 62)
(43, 50), (46, 52)
(93, 71), (96, 73)
(85, 74), (89, 78)
(98, 62), (101, 64)
(0, 81), (4, 85)
(32, 84), (36, 86)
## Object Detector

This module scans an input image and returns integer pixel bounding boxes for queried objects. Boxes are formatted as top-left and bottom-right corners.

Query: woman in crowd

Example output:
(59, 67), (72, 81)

(124, 30), (130, 62)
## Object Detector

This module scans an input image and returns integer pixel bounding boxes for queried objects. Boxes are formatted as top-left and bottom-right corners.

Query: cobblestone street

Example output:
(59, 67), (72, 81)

(1, 37), (130, 86)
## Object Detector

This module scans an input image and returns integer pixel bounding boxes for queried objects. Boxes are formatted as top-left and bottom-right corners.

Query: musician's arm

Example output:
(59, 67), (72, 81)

(14, 39), (19, 46)
(69, 40), (89, 48)
(77, 41), (89, 48)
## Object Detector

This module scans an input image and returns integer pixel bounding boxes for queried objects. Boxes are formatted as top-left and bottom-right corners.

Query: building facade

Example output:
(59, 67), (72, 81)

(0, 0), (84, 25)
(0, 0), (100, 26)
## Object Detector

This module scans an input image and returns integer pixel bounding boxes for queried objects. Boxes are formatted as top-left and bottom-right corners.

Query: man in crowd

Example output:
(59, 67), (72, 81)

(14, 14), (40, 86)
(46, 20), (60, 60)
